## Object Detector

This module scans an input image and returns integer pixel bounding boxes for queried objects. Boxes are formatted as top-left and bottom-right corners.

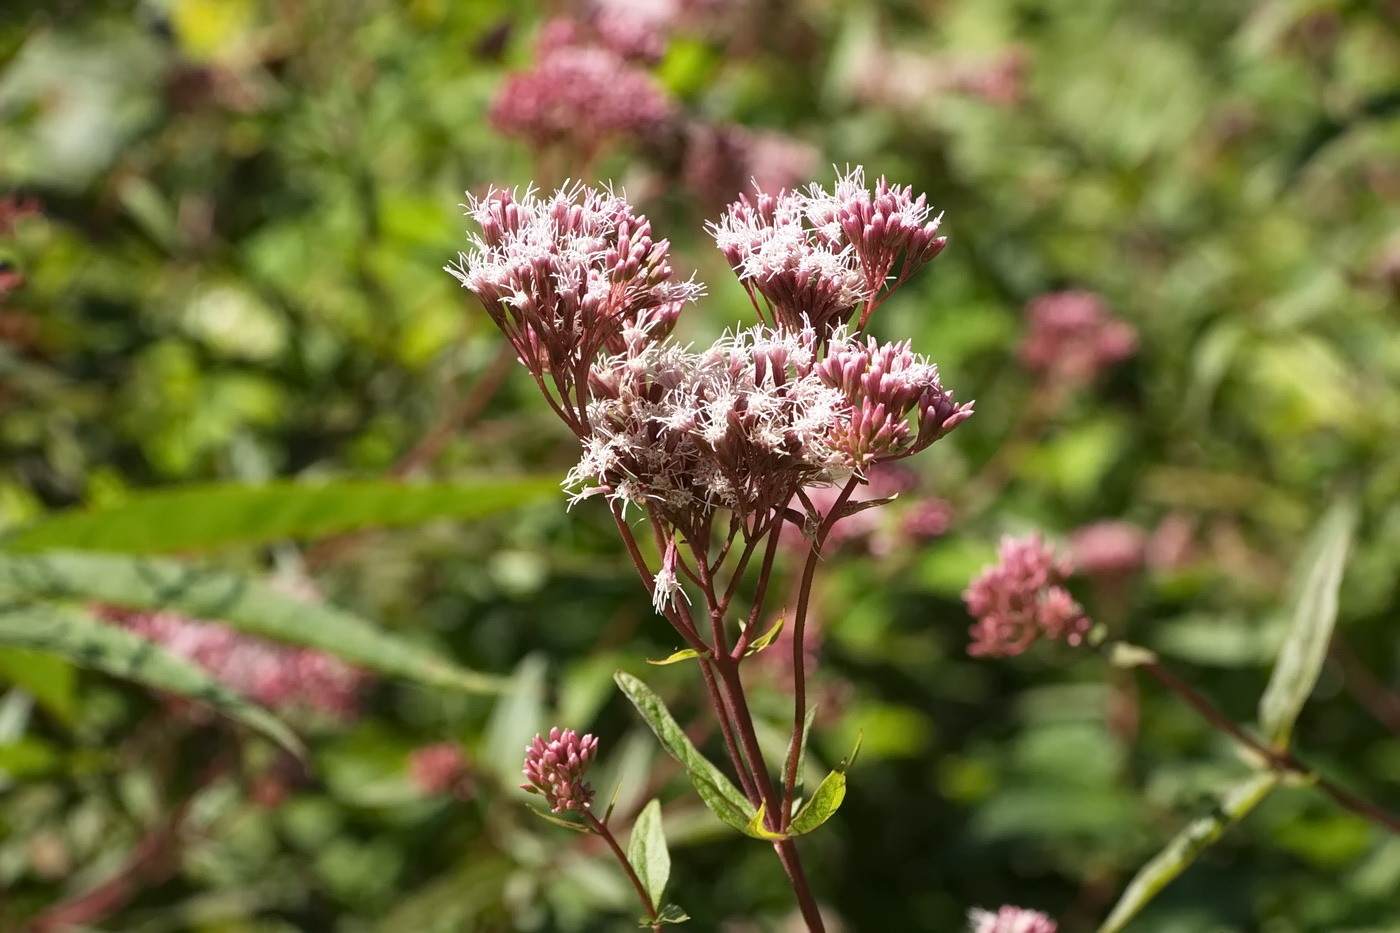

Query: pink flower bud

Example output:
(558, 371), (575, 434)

(521, 727), (599, 813)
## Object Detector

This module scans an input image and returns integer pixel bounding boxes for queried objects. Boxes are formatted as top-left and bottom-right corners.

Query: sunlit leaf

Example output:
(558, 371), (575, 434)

(645, 648), (706, 666)
(3, 477), (558, 554)
(1097, 772), (1278, 933)
(628, 798), (670, 907)
(614, 671), (755, 834)
(1258, 500), (1356, 750)
(743, 802), (787, 840)
(787, 769), (845, 836)
(742, 616), (783, 657)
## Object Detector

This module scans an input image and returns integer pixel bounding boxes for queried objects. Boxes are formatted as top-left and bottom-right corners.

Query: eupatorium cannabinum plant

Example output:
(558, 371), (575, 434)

(450, 168), (966, 929)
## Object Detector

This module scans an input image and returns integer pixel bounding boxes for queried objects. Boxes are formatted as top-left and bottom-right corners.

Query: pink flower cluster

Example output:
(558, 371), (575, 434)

(451, 171), (969, 610)
(447, 183), (701, 434)
(489, 19), (673, 161)
(521, 727), (599, 813)
(963, 534), (1090, 657)
(709, 168), (946, 332)
(99, 605), (365, 719)
(1019, 290), (1138, 385)
(968, 906), (1058, 933)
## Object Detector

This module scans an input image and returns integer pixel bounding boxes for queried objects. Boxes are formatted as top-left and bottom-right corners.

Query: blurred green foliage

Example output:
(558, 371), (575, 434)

(2, 0), (1399, 930)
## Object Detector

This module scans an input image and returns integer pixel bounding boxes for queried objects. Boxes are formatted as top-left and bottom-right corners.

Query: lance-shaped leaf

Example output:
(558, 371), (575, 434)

(0, 602), (301, 754)
(1097, 772), (1278, 933)
(628, 798), (670, 908)
(0, 551), (505, 694)
(742, 616), (784, 657)
(645, 648), (706, 666)
(3, 477), (557, 554)
(614, 671), (755, 834)
(1258, 500), (1356, 751)
(787, 732), (861, 836)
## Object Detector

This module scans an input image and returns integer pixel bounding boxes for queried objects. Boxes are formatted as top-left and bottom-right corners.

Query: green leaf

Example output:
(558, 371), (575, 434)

(613, 671), (755, 834)
(526, 807), (592, 833)
(788, 730), (861, 836)
(628, 798), (670, 908)
(0, 647), (76, 725)
(742, 802), (787, 840)
(3, 477), (557, 554)
(0, 551), (505, 694)
(0, 602), (301, 754)
(485, 654), (547, 784)
(645, 648), (706, 666)
(655, 904), (690, 925)
(1258, 500), (1356, 750)
(788, 769), (845, 836)
(742, 616), (783, 657)
(1097, 772), (1278, 933)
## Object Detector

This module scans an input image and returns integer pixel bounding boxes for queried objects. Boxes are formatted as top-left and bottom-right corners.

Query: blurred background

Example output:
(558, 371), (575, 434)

(2, 0), (1400, 930)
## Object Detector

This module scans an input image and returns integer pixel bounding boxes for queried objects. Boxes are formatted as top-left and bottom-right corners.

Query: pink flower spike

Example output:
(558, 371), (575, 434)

(521, 727), (600, 813)
(963, 534), (1090, 658)
(968, 906), (1058, 933)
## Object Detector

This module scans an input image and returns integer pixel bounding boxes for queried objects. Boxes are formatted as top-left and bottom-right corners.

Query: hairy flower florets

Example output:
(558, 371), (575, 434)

(448, 183), (701, 430)
(709, 167), (945, 334)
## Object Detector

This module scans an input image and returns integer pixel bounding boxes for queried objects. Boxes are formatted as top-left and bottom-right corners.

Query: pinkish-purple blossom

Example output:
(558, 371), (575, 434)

(709, 168), (945, 334)
(447, 183), (700, 432)
(963, 534), (1090, 658)
(968, 906), (1058, 933)
(489, 24), (674, 160)
(521, 727), (600, 813)
(99, 605), (365, 719)
(815, 330), (973, 469)
(1020, 290), (1137, 385)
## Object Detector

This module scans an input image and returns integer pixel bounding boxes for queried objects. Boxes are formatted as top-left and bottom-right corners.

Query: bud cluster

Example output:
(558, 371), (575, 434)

(521, 727), (599, 813)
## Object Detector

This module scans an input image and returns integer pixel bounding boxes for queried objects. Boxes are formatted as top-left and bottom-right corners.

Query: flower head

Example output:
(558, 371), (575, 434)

(1020, 290), (1137, 385)
(571, 324), (851, 528)
(963, 534), (1090, 657)
(814, 329), (973, 469)
(968, 906), (1058, 933)
(521, 727), (599, 813)
(448, 183), (701, 431)
(709, 168), (945, 334)
(489, 25), (675, 160)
